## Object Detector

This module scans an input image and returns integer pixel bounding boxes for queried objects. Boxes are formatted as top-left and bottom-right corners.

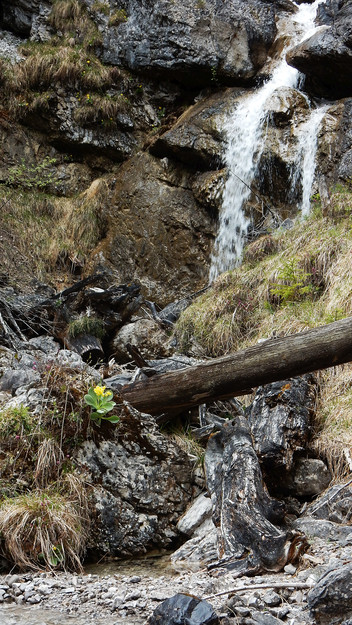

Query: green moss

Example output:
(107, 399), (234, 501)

(0, 406), (35, 438)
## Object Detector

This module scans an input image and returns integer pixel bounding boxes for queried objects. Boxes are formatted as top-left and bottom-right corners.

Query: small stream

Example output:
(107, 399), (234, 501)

(0, 553), (175, 625)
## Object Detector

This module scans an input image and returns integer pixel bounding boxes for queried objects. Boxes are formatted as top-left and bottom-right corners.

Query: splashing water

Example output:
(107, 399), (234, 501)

(209, 0), (326, 282)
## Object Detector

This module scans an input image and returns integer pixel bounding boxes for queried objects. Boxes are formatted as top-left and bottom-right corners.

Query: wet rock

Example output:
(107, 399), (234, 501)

(77, 406), (194, 556)
(101, 0), (277, 88)
(307, 562), (352, 624)
(147, 592), (219, 625)
(287, 0), (352, 98)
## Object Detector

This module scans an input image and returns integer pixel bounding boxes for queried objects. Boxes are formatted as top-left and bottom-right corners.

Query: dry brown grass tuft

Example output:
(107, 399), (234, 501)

(0, 490), (88, 571)
(34, 438), (64, 488)
(49, 0), (84, 31)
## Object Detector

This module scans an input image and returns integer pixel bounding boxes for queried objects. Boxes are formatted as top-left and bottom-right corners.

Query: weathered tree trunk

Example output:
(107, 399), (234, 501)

(120, 317), (352, 415)
(205, 416), (306, 575)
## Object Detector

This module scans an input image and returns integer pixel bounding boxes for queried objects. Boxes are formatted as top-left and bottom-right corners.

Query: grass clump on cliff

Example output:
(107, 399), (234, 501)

(0, 177), (107, 288)
(175, 187), (352, 474)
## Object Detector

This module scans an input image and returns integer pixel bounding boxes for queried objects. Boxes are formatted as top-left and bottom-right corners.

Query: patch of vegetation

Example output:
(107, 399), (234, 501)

(0, 175), (107, 287)
(0, 406), (35, 438)
(68, 315), (105, 339)
(175, 189), (352, 474)
(108, 9), (128, 26)
(0, 362), (122, 571)
(7, 156), (59, 191)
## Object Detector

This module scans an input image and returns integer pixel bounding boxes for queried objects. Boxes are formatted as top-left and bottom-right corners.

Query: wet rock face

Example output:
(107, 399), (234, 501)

(77, 407), (194, 556)
(101, 0), (277, 87)
(287, 0), (352, 98)
(97, 152), (215, 305)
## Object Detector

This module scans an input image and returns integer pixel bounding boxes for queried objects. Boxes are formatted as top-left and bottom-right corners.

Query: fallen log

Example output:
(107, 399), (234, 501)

(120, 317), (352, 414)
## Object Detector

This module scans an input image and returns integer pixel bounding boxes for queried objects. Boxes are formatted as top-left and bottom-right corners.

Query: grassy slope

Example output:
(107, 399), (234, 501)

(176, 187), (352, 475)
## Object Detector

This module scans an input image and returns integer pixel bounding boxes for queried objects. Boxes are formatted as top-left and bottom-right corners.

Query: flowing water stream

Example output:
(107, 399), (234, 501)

(209, 0), (327, 281)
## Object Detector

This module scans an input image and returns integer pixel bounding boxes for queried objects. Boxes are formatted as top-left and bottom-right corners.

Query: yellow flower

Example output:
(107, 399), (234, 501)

(93, 385), (106, 397)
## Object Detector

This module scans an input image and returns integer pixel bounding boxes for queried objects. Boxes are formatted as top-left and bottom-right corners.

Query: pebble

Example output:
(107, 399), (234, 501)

(0, 530), (350, 625)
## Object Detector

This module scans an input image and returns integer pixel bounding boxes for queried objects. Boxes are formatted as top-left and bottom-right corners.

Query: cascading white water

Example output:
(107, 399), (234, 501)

(291, 105), (328, 216)
(209, 0), (326, 282)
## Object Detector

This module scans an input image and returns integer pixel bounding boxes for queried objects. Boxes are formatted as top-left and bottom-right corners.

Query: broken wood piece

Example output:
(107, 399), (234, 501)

(66, 333), (104, 364)
(120, 317), (352, 415)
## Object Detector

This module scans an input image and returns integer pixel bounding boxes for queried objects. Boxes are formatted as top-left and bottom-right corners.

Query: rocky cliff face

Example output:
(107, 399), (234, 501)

(0, 0), (352, 302)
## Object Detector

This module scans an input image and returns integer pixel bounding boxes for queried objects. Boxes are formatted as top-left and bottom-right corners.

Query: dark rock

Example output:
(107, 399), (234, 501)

(0, 0), (42, 36)
(101, 0), (277, 88)
(147, 593), (219, 625)
(150, 90), (237, 169)
(294, 518), (352, 546)
(0, 368), (40, 393)
(287, 0), (352, 98)
(249, 612), (285, 625)
(77, 405), (194, 556)
(307, 562), (352, 624)
(247, 375), (317, 490)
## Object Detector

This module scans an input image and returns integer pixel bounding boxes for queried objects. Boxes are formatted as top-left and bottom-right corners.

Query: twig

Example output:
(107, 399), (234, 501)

(203, 581), (312, 600)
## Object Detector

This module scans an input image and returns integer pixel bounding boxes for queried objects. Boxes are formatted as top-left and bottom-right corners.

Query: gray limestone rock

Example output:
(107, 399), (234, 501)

(285, 458), (331, 497)
(77, 406), (194, 556)
(101, 0), (277, 88)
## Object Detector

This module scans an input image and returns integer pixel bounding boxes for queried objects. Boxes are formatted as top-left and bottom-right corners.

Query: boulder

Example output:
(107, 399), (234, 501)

(307, 562), (352, 624)
(101, 0), (278, 87)
(76, 405), (194, 556)
(285, 457), (331, 497)
(150, 89), (242, 169)
(287, 0), (352, 98)
(171, 495), (218, 571)
(147, 593), (219, 625)
(112, 318), (172, 364)
(304, 481), (352, 524)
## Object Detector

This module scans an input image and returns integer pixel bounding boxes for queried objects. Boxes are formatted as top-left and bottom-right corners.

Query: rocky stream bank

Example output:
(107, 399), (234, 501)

(1, 519), (352, 625)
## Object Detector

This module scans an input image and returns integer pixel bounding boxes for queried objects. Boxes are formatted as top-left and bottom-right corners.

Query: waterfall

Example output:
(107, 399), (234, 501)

(209, 0), (326, 282)
(292, 105), (328, 216)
